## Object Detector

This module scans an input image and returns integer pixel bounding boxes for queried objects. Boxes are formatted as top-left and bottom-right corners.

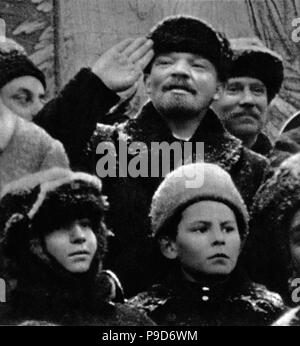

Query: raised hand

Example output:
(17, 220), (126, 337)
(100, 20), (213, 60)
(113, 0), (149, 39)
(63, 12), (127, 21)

(92, 37), (154, 93)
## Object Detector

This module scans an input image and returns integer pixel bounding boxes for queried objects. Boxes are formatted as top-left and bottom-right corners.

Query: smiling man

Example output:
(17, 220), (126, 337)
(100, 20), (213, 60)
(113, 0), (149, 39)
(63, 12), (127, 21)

(213, 37), (284, 156)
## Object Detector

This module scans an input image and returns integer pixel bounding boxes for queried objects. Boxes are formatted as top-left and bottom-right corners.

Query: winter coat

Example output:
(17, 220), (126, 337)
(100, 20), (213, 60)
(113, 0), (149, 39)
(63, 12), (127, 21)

(128, 265), (285, 326)
(0, 253), (154, 326)
(34, 68), (270, 296)
(0, 116), (69, 192)
(251, 132), (273, 157)
(268, 128), (300, 167)
(242, 153), (300, 303)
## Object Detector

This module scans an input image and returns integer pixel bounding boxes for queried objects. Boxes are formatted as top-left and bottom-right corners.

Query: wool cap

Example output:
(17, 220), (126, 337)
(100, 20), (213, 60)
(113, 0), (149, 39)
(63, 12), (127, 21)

(0, 167), (109, 263)
(145, 15), (232, 81)
(150, 162), (249, 240)
(0, 38), (46, 90)
(228, 37), (283, 102)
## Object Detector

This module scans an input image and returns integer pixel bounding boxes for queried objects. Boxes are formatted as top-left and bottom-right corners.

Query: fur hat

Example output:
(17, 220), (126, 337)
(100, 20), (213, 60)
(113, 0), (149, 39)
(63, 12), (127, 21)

(150, 163), (249, 241)
(0, 168), (109, 264)
(145, 15), (232, 82)
(0, 38), (46, 90)
(228, 37), (283, 102)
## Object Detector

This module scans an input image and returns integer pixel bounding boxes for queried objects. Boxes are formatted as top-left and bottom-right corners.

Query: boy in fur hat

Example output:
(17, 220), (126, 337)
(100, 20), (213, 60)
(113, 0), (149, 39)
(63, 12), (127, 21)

(213, 37), (284, 157)
(34, 15), (269, 295)
(0, 168), (154, 326)
(128, 163), (284, 326)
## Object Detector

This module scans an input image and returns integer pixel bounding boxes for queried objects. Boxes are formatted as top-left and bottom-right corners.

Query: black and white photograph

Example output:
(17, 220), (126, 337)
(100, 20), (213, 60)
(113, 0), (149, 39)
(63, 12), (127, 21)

(0, 0), (299, 335)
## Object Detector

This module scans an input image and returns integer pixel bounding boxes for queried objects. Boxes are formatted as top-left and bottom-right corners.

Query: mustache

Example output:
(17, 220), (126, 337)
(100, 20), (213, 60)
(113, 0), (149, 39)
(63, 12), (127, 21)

(163, 78), (196, 94)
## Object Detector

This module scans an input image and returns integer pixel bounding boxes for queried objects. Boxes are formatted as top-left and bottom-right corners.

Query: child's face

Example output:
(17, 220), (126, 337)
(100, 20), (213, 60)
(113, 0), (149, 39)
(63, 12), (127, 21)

(169, 200), (241, 280)
(289, 209), (300, 276)
(44, 218), (98, 273)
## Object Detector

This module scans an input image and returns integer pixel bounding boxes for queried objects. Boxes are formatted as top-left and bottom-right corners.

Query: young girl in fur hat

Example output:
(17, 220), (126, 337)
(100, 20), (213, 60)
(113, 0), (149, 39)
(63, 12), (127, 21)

(128, 163), (284, 326)
(0, 168), (154, 326)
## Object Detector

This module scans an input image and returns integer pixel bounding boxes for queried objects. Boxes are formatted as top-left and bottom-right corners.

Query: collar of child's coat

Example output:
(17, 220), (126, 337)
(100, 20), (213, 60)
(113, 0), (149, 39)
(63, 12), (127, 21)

(118, 101), (244, 173)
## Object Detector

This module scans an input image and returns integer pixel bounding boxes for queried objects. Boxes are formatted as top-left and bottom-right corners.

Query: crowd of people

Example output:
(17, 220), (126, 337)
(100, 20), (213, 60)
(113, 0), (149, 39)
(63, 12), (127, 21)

(0, 14), (299, 326)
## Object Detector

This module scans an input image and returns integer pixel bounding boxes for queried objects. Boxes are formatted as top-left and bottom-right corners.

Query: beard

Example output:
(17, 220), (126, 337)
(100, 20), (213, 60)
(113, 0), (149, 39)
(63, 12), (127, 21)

(154, 93), (207, 120)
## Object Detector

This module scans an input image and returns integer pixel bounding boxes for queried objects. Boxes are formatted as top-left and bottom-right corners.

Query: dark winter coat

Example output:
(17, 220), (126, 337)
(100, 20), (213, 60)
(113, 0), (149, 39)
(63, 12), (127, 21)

(269, 128), (300, 167)
(242, 153), (300, 303)
(34, 68), (270, 296)
(0, 254), (154, 326)
(128, 265), (285, 326)
(251, 132), (273, 157)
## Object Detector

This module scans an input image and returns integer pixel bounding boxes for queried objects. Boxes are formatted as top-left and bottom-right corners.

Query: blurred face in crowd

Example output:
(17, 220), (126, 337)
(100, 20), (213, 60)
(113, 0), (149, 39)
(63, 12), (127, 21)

(213, 77), (268, 144)
(289, 209), (300, 276)
(145, 52), (221, 120)
(0, 76), (46, 121)
(45, 218), (98, 273)
(161, 200), (241, 281)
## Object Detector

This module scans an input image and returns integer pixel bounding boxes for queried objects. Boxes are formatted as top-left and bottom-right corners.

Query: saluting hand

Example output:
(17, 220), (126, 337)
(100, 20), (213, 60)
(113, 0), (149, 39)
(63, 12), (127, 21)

(92, 37), (154, 93)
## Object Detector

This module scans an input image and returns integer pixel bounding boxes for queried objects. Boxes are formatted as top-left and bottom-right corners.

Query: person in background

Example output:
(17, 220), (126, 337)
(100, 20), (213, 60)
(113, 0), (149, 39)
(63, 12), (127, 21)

(0, 38), (69, 192)
(0, 38), (46, 122)
(244, 152), (300, 305)
(0, 168), (154, 326)
(270, 110), (300, 167)
(128, 163), (285, 326)
(212, 37), (283, 158)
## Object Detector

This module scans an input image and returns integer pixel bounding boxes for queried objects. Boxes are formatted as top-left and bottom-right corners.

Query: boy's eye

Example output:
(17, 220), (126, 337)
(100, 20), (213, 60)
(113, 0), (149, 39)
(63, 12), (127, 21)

(192, 226), (208, 233)
(223, 226), (235, 233)
(192, 62), (205, 69)
(78, 219), (92, 228)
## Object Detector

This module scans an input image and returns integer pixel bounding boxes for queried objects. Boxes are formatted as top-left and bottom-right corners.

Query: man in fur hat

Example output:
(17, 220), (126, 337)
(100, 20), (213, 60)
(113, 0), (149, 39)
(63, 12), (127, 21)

(212, 37), (284, 157)
(33, 16), (270, 296)
(0, 38), (46, 121)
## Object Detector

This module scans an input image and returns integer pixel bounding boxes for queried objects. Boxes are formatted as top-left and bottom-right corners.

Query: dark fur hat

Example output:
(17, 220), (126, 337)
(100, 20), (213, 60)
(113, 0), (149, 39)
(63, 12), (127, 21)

(0, 38), (46, 90)
(0, 168), (109, 266)
(228, 38), (284, 102)
(145, 15), (232, 81)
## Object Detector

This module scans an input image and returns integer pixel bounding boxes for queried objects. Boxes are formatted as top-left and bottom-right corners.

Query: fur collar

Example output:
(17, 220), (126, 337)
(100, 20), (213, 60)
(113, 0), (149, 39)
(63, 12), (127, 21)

(115, 101), (244, 173)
